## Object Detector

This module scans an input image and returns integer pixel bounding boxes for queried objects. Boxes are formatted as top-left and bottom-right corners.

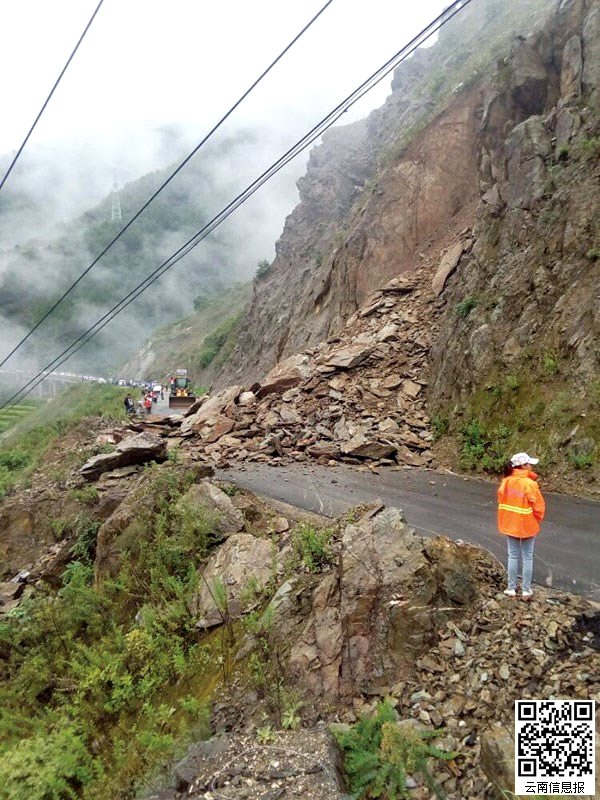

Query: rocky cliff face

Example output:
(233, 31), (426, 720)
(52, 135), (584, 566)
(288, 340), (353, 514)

(216, 0), (556, 388)
(211, 0), (599, 491)
(429, 0), (600, 487)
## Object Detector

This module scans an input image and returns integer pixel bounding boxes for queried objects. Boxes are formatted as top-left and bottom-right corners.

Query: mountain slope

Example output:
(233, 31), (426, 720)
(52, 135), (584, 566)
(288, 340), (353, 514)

(215, 0), (556, 388)
(0, 129), (298, 374)
(120, 282), (252, 385)
(192, 0), (599, 493)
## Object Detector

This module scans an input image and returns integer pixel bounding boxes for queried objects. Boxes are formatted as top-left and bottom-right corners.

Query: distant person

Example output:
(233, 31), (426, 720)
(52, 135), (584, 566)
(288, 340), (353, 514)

(143, 394), (152, 415)
(124, 394), (135, 415)
(497, 452), (546, 600)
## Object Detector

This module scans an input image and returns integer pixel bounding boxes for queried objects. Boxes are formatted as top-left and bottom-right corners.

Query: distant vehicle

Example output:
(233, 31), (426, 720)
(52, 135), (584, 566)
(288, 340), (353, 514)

(168, 369), (196, 411)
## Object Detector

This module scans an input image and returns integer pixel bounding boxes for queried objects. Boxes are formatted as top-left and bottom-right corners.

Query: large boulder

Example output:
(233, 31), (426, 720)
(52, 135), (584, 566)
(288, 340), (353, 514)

(340, 433), (396, 460)
(176, 481), (245, 536)
(285, 507), (484, 699)
(192, 533), (275, 627)
(432, 241), (464, 296)
(79, 433), (167, 481)
(504, 116), (552, 210)
(180, 385), (242, 434)
(322, 343), (373, 370)
(480, 723), (515, 798)
(256, 354), (312, 398)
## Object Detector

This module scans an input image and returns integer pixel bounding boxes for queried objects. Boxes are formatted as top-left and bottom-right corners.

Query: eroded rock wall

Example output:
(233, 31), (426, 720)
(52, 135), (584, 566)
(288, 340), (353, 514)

(429, 0), (600, 483)
(216, 0), (556, 389)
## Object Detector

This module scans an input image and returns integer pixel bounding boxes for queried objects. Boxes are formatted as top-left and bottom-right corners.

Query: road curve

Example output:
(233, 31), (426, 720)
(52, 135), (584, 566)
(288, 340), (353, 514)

(217, 463), (600, 603)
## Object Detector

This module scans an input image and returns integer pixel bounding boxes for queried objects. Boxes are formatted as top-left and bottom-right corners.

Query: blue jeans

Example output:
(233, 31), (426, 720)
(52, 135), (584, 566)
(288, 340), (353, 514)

(506, 536), (535, 592)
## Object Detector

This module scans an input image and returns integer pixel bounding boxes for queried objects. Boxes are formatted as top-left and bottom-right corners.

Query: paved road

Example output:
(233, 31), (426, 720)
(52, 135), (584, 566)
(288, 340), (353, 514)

(217, 463), (600, 602)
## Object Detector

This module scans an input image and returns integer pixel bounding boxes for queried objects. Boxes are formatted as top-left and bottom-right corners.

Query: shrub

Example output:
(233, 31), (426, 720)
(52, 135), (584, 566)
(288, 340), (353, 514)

(586, 247), (600, 261)
(455, 296), (478, 318)
(333, 701), (456, 800)
(69, 485), (99, 506)
(255, 259), (272, 280)
(542, 353), (559, 375)
(569, 452), (594, 470)
(69, 513), (101, 564)
(291, 524), (334, 572)
(0, 450), (31, 471)
(460, 418), (513, 473)
(0, 726), (103, 800)
(580, 136), (600, 160)
(431, 415), (450, 441)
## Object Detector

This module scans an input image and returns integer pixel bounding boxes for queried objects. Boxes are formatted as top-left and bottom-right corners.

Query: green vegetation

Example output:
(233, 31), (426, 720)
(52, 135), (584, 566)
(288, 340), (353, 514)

(0, 400), (39, 434)
(460, 418), (513, 472)
(454, 296), (479, 319)
(0, 464), (220, 800)
(244, 606), (304, 729)
(431, 414), (450, 442)
(435, 363), (600, 485)
(542, 353), (559, 375)
(333, 701), (456, 799)
(290, 523), (335, 573)
(579, 136), (600, 160)
(569, 451), (594, 470)
(0, 136), (262, 373)
(0, 384), (129, 499)
(127, 282), (251, 385)
(586, 247), (600, 261)
(255, 258), (272, 280)
(196, 312), (241, 369)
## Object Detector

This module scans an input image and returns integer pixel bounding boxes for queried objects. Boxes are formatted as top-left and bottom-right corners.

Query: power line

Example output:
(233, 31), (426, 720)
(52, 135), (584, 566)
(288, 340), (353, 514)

(0, 0), (105, 195)
(2, 0), (472, 408)
(1, 0), (473, 410)
(0, 0), (335, 369)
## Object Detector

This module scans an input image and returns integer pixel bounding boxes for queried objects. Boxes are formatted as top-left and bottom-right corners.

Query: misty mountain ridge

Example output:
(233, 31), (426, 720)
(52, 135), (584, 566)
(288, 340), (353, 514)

(0, 123), (304, 374)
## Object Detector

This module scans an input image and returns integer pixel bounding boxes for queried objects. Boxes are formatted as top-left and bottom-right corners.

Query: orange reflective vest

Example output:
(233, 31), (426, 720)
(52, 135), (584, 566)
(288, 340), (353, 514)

(497, 470), (545, 538)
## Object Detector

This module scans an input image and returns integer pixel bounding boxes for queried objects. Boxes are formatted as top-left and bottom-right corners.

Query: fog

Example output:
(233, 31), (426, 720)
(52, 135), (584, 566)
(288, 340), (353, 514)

(0, 0), (448, 378)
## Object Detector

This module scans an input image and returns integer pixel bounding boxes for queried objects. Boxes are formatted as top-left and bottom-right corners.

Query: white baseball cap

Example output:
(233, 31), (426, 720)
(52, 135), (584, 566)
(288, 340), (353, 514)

(510, 452), (539, 467)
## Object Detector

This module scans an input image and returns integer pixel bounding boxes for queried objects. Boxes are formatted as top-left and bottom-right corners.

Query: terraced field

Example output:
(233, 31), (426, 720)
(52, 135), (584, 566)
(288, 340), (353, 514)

(0, 401), (39, 434)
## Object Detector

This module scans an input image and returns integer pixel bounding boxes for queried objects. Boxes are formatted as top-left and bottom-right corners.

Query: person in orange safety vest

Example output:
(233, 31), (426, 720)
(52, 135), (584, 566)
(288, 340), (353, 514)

(497, 452), (545, 600)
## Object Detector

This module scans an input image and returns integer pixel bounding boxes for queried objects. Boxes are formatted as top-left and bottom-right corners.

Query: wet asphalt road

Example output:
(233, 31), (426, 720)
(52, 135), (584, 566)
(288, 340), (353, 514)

(217, 463), (600, 602)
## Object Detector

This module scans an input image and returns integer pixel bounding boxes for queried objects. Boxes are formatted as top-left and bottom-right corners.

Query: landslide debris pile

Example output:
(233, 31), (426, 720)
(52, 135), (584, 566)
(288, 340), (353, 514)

(161, 260), (463, 470)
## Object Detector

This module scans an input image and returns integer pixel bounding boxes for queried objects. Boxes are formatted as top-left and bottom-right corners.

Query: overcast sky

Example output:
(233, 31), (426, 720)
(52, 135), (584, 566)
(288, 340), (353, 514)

(0, 0), (449, 158)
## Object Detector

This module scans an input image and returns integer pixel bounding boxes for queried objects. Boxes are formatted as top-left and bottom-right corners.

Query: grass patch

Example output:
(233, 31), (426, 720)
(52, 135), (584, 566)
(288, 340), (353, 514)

(460, 418), (513, 473)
